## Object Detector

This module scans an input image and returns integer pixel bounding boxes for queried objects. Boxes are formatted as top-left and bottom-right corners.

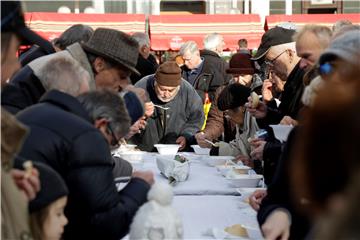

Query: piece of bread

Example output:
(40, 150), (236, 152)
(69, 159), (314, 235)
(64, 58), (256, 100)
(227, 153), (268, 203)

(23, 160), (33, 178)
(224, 224), (249, 238)
(251, 92), (259, 108)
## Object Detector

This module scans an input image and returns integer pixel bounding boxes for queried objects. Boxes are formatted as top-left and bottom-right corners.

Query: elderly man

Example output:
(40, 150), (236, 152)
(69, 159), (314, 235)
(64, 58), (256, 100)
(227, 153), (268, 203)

(201, 33), (231, 82)
(2, 28), (139, 114)
(130, 32), (159, 84)
(179, 41), (226, 102)
(132, 61), (204, 152)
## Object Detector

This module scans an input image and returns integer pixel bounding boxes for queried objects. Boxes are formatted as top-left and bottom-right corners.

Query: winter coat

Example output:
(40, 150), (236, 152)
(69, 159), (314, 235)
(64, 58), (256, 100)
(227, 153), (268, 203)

(132, 75), (204, 152)
(181, 57), (226, 103)
(1, 43), (96, 114)
(14, 90), (150, 240)
(1, 108), (33, 240)
(218, 111), (259, 158)
(130, 53), (159, 84)
(19, 44), (56, 67)
(200, 49), (231, 83)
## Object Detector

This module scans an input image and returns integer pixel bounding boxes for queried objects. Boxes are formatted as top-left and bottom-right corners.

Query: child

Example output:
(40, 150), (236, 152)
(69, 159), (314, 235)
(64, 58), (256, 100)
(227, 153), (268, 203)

(28, 162), (69, 240)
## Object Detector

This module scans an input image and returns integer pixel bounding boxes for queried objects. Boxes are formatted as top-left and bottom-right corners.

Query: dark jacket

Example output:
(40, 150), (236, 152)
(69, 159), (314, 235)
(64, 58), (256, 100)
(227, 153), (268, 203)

(14, 90), (150, 240)
(257, 127), (310, 239)
(181, 57), (226, 103)
(130, 53), (159, 84)
(1, 43), (96, 114)
(200, 49), (231, 83)
(19, 44), (56, 67)
(132, 75), (204, 152)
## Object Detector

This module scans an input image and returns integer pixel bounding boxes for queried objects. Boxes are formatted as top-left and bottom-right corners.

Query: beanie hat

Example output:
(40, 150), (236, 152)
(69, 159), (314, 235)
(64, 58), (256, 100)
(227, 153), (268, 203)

(217, 83), (251, 111)
(155, 61), (181, 87)
(123, 91), (144, 124)
(29, 162), (68, 213)
(319, 30), (360, 66)
(226, 53), (255, 75)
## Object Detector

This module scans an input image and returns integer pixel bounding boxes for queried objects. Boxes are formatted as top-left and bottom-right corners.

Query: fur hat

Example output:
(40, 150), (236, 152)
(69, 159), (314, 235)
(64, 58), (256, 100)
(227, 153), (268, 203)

(155, 61), (181, 87)
(252, 27), (296, 60)
(82, 28), (140, 75)
(29, 162), (68, 213)
(217, 83), (251, 111)
(226, 53), (255, 75)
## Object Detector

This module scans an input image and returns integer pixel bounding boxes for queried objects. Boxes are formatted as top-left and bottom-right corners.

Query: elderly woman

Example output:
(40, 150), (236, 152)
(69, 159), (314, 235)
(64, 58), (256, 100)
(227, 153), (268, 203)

(210, 83), (259, 164)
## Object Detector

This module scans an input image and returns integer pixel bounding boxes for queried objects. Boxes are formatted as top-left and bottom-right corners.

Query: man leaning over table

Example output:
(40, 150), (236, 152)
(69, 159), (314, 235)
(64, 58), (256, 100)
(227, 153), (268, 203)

(132, 61), (204, 152)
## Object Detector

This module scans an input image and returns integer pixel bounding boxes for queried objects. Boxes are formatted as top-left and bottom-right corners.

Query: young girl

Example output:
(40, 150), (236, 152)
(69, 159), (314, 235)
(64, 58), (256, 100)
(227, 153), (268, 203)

(28, 162), (69, 240)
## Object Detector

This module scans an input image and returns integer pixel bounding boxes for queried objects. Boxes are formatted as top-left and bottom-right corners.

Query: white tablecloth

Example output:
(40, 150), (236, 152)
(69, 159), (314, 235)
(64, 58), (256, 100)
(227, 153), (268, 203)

(141, 153), (240, 196)
(173, 195), (260, 239)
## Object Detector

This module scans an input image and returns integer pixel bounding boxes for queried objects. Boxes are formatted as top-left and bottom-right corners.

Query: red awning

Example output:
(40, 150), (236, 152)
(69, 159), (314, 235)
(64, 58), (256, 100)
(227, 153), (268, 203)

(265, 14), (360, 31)
(149, 14), (264, 51)
(24, 12), (146, 41)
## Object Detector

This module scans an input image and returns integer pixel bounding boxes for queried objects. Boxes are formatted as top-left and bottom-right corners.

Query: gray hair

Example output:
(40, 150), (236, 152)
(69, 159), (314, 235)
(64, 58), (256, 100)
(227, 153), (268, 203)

(132, 32), (150, 47)
(293, 25), (332, 50)
(53, 24), (94, 50)
(332, 19), (352, 32)
(39, 55), (90, 96)
(203, 33), (223, 51)
(179, 41), (199, 56)
(77, 89), (131, 138)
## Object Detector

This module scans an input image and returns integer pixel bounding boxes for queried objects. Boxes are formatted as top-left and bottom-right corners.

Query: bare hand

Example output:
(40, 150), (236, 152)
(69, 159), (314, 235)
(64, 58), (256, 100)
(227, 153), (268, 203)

(261, 209), (291, 240)
(250, 139), (266, 160)
(262, 79), (273, 103)
(249, 189), (267, 211)
(235, 155), (253, 168)
(279, 116), (298, 126)
(11, 168), (40, 201)
(132, 170), (154, 185)
(176, 136), (186, 150)
(144, 102), (154, 118)
(245, 97), (267, 119)
(195, 132), (212, 148)
(125, 117), (147, 139)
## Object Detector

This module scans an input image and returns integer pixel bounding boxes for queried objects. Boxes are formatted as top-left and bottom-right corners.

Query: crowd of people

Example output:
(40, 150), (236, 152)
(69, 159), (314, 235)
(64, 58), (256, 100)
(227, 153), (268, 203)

(1, 1), (360, 239)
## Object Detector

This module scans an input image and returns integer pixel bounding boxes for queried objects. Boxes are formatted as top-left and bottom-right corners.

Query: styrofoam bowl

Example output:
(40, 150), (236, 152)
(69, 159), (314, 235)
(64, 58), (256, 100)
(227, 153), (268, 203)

(191, 145), (211, 155)
(154, 144), (180, 155)
(202, 156), (235, 167)
(227, 174), (263, 188)
(216, 165), (251, 176)
(118, 151), (145, 162)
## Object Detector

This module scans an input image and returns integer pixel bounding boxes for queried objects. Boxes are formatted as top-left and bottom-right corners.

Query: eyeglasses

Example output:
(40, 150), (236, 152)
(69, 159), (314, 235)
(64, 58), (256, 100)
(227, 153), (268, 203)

(107, 124), (120, 148)
(265, 50), (286, 67)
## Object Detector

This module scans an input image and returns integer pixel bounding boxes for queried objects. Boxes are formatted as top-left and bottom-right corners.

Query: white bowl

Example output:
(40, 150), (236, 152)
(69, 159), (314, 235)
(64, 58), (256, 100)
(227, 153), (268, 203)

(227, 174), (263, 188)
(269, 124), (293, 142)
(118, 152), (145, 170)
(203, 156), (234, 167)
(191, 145), (211, 155)
(154, 144), (180, 155)
(216, 165), (251, 177)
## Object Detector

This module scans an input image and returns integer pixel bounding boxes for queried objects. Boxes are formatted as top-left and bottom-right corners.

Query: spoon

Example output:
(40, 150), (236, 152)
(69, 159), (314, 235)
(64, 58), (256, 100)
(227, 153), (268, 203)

(153, 104), (170, 110)
(204, 139), (220, 147)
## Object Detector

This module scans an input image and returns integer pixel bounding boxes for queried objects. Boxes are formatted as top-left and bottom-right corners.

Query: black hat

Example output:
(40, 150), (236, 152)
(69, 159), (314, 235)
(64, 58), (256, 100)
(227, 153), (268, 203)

(29, 162), (68, 213)
(1, 1), (53, 50)
(226, 53), (255, 75)
(82, 28), (140, 75)
(252, 27), (296, 60)
(217, 83), (251, 111)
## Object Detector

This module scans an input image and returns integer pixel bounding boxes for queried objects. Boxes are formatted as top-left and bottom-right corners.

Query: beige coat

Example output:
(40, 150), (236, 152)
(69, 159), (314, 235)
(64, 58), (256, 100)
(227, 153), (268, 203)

(1, 108), (33, 240)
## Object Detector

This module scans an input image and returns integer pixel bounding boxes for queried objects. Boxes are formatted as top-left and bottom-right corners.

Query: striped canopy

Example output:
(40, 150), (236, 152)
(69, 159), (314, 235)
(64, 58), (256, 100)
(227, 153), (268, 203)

(149, 14), (264, 51)
(265, 14), (360, 31)
(24, 12), (146, 41)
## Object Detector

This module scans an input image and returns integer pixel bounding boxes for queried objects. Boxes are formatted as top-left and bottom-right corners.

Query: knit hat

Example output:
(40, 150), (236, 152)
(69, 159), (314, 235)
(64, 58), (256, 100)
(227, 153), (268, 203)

(123, 91), (144, 124)
(82, 28), (140, 75)
(29, 162), (68, 213)
(319, 30), (360, 66)
(1, 1), (53, 52)
(252, 27), (296, 60)
(155, 61), (181, 87)
(226, 53), (255, 75)
(217, 83), (251, 111)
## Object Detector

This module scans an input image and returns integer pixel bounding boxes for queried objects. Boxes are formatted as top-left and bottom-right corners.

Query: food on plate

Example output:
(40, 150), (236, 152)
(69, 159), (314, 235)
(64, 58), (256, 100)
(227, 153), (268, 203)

(250, 92), (259, 108)
(224, 224), (248, 238)
(23, 160), (33, 178)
